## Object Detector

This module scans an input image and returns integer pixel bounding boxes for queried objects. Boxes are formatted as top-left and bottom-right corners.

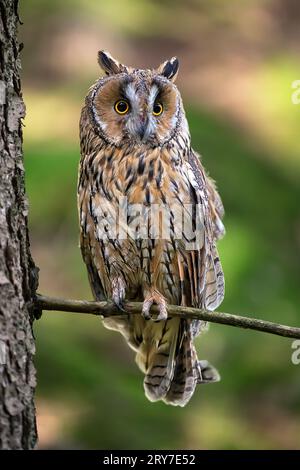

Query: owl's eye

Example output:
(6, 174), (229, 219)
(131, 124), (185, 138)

(153, 102), (163, 116)
(114, 100), (129, 115)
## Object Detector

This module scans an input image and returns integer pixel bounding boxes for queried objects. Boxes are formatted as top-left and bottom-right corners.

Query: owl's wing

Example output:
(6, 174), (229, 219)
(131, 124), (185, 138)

(188, 150), (225, 241)
(181, 150), (225, 311)
(80, 232), (106, 301)
(78, 189), (106, 301)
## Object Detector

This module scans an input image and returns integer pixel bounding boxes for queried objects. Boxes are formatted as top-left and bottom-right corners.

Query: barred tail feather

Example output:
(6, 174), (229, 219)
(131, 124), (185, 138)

(163, 320), (198, 406)
(142, 318), (179, 403)
(136, 317), (219, 406)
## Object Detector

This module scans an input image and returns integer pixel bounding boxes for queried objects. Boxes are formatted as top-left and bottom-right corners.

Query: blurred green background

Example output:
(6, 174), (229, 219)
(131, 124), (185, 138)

(19, 0), (300, 449)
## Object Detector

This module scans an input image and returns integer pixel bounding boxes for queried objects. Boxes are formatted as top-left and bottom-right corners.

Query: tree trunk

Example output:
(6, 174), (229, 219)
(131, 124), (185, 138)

(0, 0), (38, 449)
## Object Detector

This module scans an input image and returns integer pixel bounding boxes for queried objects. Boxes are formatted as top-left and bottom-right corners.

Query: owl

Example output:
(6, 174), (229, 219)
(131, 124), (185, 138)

(78, 51), (225, 406)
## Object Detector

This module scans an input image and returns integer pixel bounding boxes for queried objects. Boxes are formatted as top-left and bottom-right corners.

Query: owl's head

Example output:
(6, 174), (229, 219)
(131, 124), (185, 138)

(87, 50), (186, 147)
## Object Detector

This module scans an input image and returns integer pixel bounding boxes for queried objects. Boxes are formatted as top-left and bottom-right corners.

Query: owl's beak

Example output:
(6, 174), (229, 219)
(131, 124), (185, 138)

(136, 117), (149, 141)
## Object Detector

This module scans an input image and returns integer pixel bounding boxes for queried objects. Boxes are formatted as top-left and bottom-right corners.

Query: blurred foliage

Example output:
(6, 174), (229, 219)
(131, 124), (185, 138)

(20, 0), (300, 449)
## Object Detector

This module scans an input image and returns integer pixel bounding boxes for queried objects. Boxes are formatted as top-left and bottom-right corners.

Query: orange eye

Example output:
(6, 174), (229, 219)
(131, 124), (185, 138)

(153, 102), (163, 116)
(114, 100), (129, 115)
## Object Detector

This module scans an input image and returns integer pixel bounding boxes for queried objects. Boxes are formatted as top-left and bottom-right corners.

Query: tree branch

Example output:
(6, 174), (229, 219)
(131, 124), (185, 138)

(36, 294), (300, 339)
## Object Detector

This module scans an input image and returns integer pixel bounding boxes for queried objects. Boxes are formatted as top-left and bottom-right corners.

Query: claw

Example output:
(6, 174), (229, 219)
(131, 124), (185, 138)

(142, 291), (168, 321)
(114, 299), (127, 313)
(155, 304), (168, 322)
(142, 299), (152, 320)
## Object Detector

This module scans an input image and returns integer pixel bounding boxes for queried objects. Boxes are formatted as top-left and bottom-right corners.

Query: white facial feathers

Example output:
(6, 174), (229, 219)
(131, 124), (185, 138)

(124, 83), (139, 112)
(123, 82), (159, 114)
(148, 84), (159, 109)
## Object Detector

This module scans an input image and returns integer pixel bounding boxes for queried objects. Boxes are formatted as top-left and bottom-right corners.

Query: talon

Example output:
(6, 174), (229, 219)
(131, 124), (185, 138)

(142, 291), (168, 322)
(114, 299), (127, 313)
(142, 299), (152, 320)
(155, 305), (168, 322)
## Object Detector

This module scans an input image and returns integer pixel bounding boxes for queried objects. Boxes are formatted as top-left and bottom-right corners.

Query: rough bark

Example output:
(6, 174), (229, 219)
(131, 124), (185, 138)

(0, 0), (38, 449)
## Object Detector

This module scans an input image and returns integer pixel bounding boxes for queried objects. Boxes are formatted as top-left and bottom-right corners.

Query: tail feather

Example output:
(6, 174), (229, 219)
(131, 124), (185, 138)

(142, 318), (179, 402)
(103, 314), (220, 407)
(140, 317), (220, 406)
(163, 320), (198, 406)
(197, 360), (220, 384)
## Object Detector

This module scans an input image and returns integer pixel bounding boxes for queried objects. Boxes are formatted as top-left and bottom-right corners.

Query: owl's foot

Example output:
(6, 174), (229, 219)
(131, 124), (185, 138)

(142, 291), (168, 321)
(111, 276), (126, 312)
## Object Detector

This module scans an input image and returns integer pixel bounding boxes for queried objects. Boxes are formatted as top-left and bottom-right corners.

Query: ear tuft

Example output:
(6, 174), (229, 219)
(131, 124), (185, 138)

(98, 50), (128, 75)
(158, 57), (179, 82)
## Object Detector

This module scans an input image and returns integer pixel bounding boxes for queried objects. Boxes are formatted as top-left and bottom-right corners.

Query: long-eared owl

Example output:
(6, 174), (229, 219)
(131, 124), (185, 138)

(78, 51), (225, 406)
